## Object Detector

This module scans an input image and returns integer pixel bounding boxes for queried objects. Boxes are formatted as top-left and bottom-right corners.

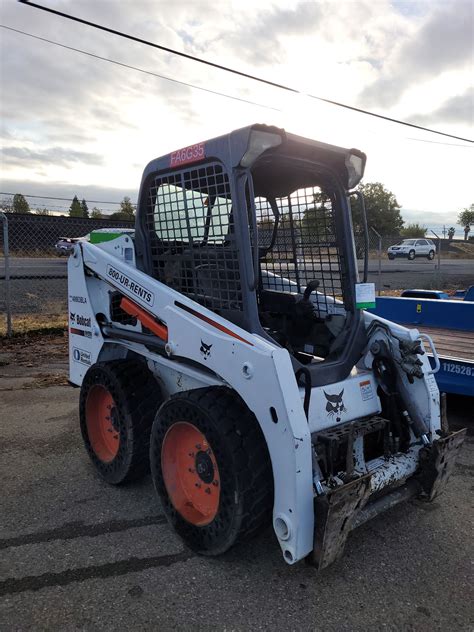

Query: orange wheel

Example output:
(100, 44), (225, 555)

(150, 388), (273, 556)
(79, 361), (162, 485)
(85, 385), (120, 463)
(161, 422), (220, 526)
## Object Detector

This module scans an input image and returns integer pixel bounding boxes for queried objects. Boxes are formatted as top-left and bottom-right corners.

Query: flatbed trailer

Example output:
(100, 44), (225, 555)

(369, 297), (474, 397)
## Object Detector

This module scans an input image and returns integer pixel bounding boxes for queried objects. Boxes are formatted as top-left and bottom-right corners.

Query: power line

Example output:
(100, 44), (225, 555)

(0, 191), (136, 205)
(17, 0), (474, 144)
(0, 25), (279, 112)
(3, 26), (472, 150)
(405, 136), (473, 148)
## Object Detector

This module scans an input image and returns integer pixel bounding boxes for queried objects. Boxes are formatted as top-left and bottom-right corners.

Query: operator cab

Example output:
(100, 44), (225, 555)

(135, 125), (367, 386)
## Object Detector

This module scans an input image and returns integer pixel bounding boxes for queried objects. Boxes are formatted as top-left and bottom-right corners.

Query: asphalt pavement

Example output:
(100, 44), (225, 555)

(0, 337), (472, 630)
(1, 256), (474, 278)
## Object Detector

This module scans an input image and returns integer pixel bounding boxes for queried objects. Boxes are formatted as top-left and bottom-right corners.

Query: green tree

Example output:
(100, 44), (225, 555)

(448, 226), (455, 241)
(81, 199), (89, 218)
(110, 196), (135, 221)
(35, 207), (50, 215)
(90, 207), (103, 219)
(352, 182), (404, 235)
(400, 223), (427, 238)
(69, 195), (82, 217)
(13, 193), (31, 214)
(257, 218), (275, 229)
(458, 204), (474, 241)
(301, 192), (334, 239)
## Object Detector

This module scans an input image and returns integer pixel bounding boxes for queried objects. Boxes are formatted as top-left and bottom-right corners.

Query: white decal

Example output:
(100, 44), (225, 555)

(73, 347), (92, 366)
(106, 265), (154, 305)
(355, 283), (376, 309)
(426, 374), (439, 392)
(359, 379), (374, 401)
(441, 363), (473, 378)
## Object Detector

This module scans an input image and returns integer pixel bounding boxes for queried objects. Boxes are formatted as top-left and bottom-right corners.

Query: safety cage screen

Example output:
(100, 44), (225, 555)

(145, 163), (243, 312)
(255, 187), (346, 314)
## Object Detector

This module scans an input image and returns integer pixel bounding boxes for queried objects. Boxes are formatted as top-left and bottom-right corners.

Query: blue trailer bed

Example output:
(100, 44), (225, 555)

(369, 297), (474, 397)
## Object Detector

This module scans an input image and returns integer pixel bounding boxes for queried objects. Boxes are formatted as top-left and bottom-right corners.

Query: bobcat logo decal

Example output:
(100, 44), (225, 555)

(70, 312), (76, 324)
(200, 340), (212, 360)
(324, 389), (346, 418)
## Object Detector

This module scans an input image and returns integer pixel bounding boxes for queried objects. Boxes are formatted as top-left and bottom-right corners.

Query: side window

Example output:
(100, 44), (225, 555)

(154, 183), (207, 242)
(150, 164), (232, 244)
(145, 163), (242, 313)
(207, 195), (231, 242)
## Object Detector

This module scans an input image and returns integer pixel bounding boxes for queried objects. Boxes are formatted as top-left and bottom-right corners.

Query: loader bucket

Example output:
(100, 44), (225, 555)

(308, 428), (466, 570)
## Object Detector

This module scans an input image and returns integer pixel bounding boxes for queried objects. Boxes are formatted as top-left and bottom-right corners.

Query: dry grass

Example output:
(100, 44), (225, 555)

(0, 330), (68, 367)
(0, 313), (67, 336)
(442, 242), (474, 259)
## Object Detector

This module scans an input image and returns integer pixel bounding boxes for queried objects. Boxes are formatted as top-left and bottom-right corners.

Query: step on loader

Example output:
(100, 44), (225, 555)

(68, 124), (465, 567)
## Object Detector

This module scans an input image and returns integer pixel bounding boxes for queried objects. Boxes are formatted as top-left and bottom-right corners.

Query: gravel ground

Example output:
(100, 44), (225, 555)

(0, 334), (472, 631)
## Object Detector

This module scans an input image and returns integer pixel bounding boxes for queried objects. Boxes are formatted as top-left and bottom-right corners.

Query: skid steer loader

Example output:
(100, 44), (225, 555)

(69, 124), (465, 567)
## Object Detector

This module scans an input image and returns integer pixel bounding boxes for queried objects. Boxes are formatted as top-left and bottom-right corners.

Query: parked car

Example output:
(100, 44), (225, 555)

(387, 238), (436, 261)
(54, 237), (82, 256)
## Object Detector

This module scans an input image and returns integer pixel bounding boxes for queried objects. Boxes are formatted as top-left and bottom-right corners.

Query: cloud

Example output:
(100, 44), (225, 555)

(0, 177), (138, 214)
(409, 87), (474, 126)
(225, 2), (324, 65)
(359, 2), (474, 108)
(1, 146), (104, 168)
(1, 0), (472, 219)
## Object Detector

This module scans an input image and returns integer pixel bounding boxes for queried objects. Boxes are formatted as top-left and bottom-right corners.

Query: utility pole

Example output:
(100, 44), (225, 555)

(442, 225), (446, 238)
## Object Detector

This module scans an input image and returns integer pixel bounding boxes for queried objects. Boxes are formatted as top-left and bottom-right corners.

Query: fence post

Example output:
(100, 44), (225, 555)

(0, 212), (12, 336)
(370, 226), (382, 295)
(430, 229), (441, 287)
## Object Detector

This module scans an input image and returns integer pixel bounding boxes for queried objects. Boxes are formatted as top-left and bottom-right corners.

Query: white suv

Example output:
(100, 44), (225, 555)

(387, 239), (436, 261)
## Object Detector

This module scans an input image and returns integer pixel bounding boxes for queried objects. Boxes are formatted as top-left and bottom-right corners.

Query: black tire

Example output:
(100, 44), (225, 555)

(428, 250), (435, 260)
(150, 387), (273, 556)
(79, 360), (162, 485)
(408, 249), (415, 260)
(388, 254), (395, 260)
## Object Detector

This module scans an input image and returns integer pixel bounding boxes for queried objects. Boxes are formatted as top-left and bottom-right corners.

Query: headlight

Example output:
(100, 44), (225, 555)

(345, 152), (365, 189)
(240, 130), (282, 168)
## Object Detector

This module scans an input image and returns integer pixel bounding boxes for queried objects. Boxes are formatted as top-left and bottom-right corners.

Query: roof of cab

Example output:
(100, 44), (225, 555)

(140, 123), (366, 191)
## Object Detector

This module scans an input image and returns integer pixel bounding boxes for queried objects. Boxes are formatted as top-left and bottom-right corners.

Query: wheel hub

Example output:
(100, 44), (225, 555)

(195, 450), (214, 484)
(161, 422), (220, 526)
(110, 407), (120, 432)
(85, 385), (120, 463)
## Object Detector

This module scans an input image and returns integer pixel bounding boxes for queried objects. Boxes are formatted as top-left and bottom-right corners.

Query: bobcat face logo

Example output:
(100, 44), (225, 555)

(70, 312), (76, 324)
(324, 389), (346, 418)
(200, 340), (212, 360)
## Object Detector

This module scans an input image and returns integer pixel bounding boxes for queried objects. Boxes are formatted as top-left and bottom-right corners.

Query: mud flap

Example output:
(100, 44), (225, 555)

(417, 428), (466, 501)
(308, 473), (372, 570)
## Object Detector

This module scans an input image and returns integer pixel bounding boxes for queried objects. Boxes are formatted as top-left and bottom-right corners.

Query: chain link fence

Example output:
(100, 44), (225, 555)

(0, 213), (133, 335)
(1, 213), (473, 336)
(354, 229), (474, 295)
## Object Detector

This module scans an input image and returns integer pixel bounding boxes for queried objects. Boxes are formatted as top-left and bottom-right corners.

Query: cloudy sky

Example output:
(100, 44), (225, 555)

(0, 0), (473, 226)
